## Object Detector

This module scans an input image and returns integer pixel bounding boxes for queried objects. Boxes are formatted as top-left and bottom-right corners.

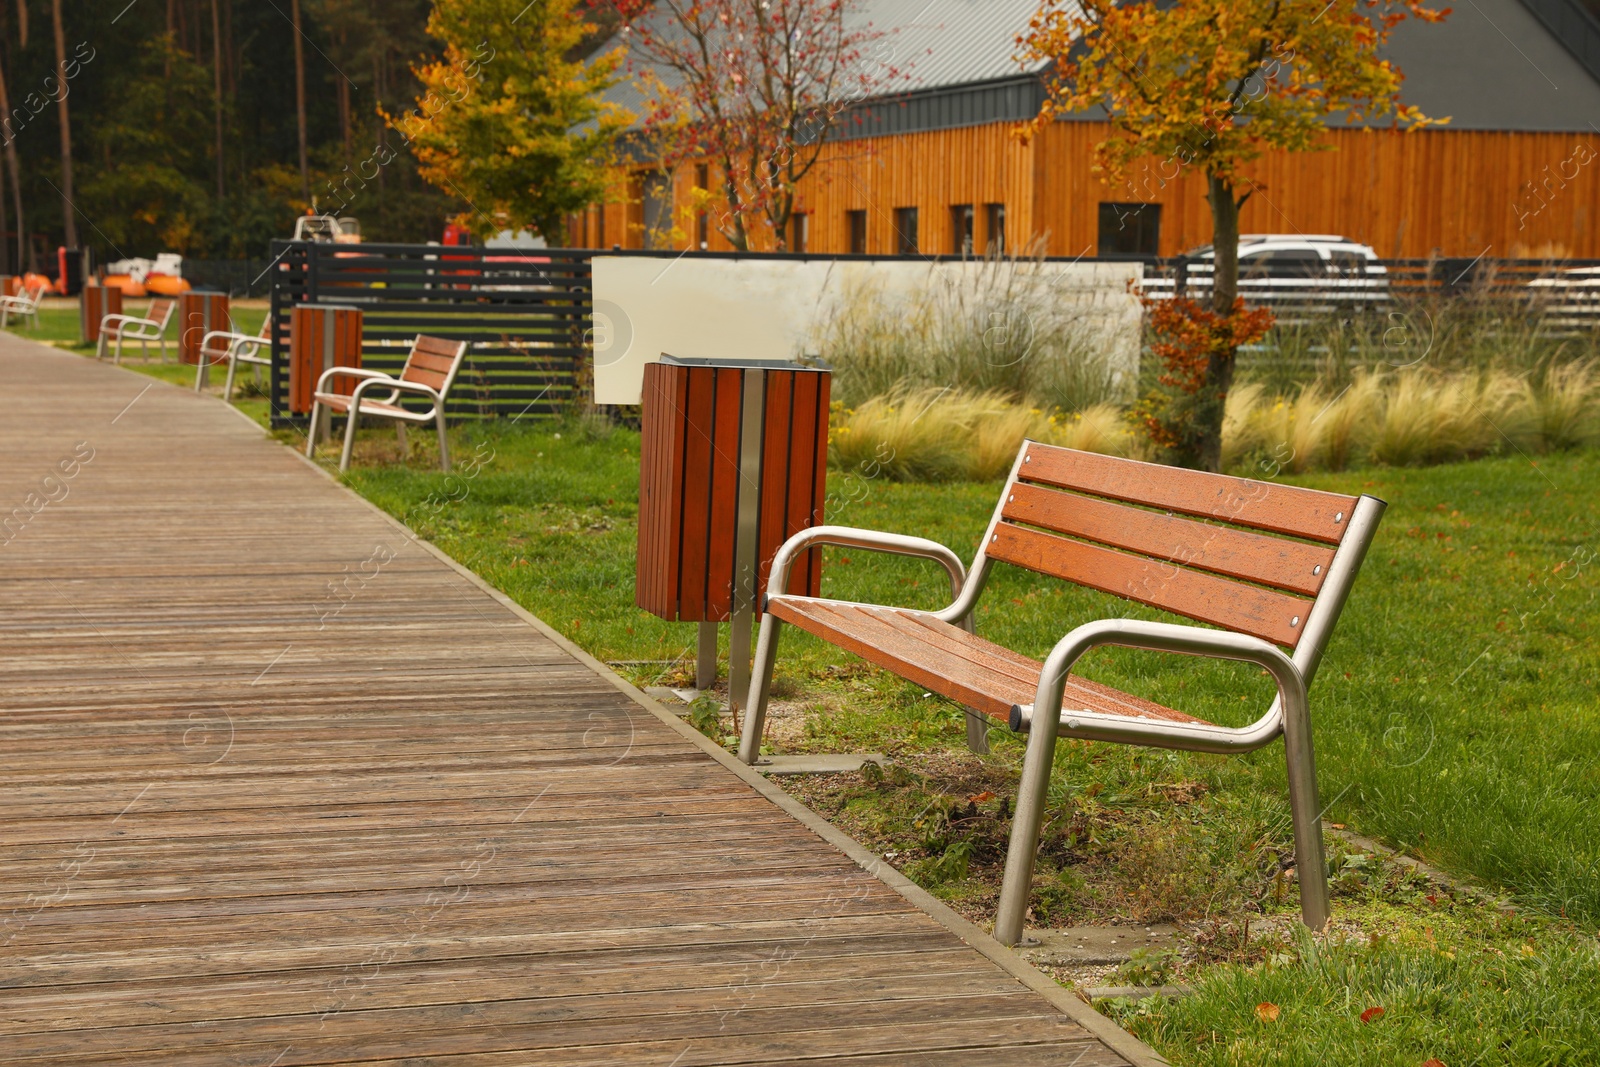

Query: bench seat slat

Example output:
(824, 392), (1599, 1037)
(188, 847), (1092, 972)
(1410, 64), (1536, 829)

(1020, 445), (1357, 545)
(768, 597), (1209, 726)
(989, 523), (1311, 647)
(1003, 482), (1336, 596)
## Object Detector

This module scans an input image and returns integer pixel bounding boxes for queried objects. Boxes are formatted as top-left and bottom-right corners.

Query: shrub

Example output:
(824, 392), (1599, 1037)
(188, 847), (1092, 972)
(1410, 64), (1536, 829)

(814, 253), (1128, 413)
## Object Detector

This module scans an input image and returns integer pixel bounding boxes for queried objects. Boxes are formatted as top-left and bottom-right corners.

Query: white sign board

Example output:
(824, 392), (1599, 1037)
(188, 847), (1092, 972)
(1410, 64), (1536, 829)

(591, 255), (1143, 406)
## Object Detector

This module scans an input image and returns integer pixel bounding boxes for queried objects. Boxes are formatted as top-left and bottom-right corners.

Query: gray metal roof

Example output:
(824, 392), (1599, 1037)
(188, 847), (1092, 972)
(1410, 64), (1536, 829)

(600, 0), (1600, 137)
(600, 0), (1046, 121)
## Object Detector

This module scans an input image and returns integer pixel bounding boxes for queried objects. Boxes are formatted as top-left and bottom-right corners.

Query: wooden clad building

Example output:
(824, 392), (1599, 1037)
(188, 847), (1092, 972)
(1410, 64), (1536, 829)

(578, 0), (1600, 260)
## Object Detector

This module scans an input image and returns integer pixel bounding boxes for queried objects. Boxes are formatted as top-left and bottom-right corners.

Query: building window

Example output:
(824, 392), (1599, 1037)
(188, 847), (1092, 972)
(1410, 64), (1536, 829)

(1097, 203), (1161, 256)
(847, 210), (867, 254)
(950, 204), (974, 255)
(894, 207), (918, 255)
(695, 163), (710, 250)
(790, 212), (809, 254)
(984, 203), (1006, 254)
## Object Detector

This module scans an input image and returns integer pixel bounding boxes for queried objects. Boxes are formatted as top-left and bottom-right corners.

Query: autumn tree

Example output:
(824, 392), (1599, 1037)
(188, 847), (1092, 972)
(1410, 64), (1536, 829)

(614, 0), (902, 252)
(1020, 0), (1447, 470)
(392, 0), (627, 243)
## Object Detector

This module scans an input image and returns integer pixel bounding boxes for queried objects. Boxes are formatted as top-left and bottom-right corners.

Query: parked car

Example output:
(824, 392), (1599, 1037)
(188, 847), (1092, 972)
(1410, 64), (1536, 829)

(1148, 235), (1390, 305)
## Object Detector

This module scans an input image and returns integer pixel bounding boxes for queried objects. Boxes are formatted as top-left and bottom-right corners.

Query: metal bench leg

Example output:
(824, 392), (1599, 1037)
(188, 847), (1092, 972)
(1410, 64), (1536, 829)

(994, 681), (1065, 946)
(395, 421), (406, 456)
(434, 411), (450, 472)
(1283, 697), (1331, 931)
(95, 332), (106, 359)
(965, 710), (991, 755)
(339, 408), (360, 472)
(114, 334), (125, 365)
(305, 401), (321, 457)
(223, 357), (238, 402)
(736, 614), (783, 765)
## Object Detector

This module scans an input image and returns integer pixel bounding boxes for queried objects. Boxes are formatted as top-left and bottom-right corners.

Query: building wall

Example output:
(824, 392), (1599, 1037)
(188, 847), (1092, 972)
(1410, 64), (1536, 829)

(576, 121), (1600, 259)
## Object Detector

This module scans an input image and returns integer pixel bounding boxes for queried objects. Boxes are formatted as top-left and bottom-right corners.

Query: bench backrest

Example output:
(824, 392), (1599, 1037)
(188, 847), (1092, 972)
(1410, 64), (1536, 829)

(147, 298), (177, 328)
(985, 442), (1381, 653)
(399, 335), (469, 398)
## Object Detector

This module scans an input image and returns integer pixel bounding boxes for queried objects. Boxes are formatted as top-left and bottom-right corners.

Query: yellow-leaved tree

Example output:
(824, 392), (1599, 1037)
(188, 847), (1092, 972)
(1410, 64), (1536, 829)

(391, 0), (629, 243)
(1019, 0), (1448, 470)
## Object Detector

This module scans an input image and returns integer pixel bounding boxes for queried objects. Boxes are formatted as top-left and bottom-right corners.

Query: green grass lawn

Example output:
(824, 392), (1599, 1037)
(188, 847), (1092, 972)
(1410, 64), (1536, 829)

(30, 341), (1600, 1065)
(333, 416), (1600, 1066)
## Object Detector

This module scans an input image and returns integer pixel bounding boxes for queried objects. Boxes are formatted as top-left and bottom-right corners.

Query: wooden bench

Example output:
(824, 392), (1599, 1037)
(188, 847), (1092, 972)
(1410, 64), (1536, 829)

(0, 279), (46, 328)
(305, 334), (469, 473)
(192, 318), (272, 400)
(737, 441), (1386, 944)
(97, 298), (177, 363)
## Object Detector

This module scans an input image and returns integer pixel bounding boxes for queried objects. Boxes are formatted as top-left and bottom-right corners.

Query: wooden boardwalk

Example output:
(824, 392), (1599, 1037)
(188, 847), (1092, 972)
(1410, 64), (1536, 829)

(0, 340), (1154, 1066)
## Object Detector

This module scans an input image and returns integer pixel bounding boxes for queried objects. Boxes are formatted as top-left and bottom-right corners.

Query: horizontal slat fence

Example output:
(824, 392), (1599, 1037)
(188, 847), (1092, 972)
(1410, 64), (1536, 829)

(268, 243), (1600, 427)
(268, 241), (589, 428)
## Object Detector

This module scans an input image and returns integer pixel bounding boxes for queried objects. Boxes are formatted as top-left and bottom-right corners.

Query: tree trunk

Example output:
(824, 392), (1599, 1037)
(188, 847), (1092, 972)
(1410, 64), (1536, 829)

(0, 140), (10, 276)
(0, 53), (24, 274)
(50, 0), (76, 248)
(1195, 171), (1243, 473)
(291, 0), (309, 203)
(211, 0), (224, 199)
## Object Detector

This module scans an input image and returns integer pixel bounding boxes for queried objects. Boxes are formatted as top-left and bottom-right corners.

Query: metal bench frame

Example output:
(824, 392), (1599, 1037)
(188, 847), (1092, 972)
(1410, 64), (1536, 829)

(305, 335), (469, 473)
(192, 321), (272, 401)
(737, 441), (1385, 945)
(0, 282), (46, 328)
(97, 299), (177, 363)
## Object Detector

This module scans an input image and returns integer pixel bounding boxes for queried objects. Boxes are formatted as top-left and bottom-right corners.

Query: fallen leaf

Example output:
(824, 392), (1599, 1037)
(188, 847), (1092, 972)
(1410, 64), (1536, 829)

(1255, 1002), (1280, 1023)
(967, 791), (996, 804)
(1361, 1005), (1386, 1023)
(1422, 1060), (1447, 1067)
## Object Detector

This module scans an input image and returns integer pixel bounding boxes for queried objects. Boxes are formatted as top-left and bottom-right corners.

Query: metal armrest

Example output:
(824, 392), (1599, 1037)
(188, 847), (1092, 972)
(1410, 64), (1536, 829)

(200, 329), (257, 351)
(313, 365), (393, 393)
(763, 524), (967, 608)
(1010, 618), (1304, 754)
(345, 375), (442, 411)
(101, 314), (156, 333)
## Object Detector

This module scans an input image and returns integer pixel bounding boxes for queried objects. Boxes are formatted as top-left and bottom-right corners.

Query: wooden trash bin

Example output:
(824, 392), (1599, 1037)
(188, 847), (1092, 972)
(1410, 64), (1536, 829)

(180, 292), (230, 387)
(80, 284), (124, 345)
(288, 304), (364, 441)
(636, 356), (830, 710)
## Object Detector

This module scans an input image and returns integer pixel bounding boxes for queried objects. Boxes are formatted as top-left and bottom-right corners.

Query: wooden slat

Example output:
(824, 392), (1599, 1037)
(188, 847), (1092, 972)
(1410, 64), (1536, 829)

(705, 367), (743, 618)
(678, 365), (715, 618)
(769, 598), (1207, 725)
(758, 369), (794, 597)
(989, 522), (1311, 647)
(0, 339), (1139, 1067)
(1003, 481), (1336, 595)
(1018, 444), (1357, 545)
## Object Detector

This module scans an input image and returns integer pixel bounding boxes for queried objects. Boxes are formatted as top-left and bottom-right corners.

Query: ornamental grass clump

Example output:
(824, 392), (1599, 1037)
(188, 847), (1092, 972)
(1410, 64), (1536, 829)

(816, 255), (1127, 413)
(830, 387), (1134, 482)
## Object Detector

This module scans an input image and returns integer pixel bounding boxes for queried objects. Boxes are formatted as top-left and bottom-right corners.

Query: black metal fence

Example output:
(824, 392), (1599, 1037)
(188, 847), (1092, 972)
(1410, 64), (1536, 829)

(265, 242), (1600, 428)
(267, 241), (589, 428)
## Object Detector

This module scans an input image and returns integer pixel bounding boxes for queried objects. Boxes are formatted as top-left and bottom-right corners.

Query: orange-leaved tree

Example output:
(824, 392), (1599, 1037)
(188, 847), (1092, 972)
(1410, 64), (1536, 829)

(1019, 0), (1447, 470)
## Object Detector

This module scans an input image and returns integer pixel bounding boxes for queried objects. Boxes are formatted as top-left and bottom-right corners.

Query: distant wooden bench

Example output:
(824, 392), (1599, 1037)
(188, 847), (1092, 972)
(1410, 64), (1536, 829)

(192, 318), (271, 401)
(305, 334), (469, 473)
(97, 298), (176, 363)
(0, 280), (47, 328)
(737, 441), (1386, 945)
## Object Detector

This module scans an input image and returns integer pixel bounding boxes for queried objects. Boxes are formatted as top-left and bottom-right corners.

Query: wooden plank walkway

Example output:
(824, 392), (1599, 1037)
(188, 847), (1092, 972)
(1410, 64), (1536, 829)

(0, 339), (1155, 1066)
